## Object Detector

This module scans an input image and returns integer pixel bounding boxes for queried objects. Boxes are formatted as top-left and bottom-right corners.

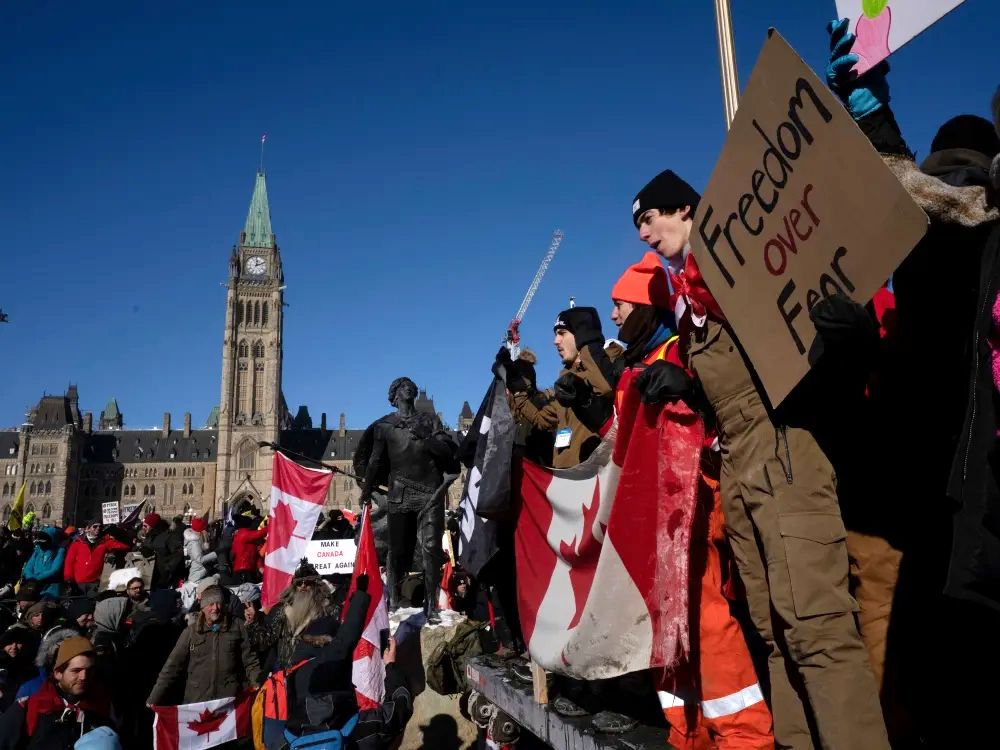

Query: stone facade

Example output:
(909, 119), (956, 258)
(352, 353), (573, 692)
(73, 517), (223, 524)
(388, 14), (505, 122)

(0, 171), (467, 527)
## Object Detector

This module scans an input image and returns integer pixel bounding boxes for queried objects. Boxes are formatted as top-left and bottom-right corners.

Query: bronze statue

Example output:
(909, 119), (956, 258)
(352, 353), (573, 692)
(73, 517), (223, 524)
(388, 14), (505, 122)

(356, 377), (459, 622)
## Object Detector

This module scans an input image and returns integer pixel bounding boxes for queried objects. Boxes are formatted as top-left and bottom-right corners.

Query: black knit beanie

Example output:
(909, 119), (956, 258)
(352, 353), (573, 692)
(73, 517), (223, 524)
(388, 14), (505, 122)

(930, 114), (1000, 157)
(553, 307), (604, 349)
(632, 169), (701, 226)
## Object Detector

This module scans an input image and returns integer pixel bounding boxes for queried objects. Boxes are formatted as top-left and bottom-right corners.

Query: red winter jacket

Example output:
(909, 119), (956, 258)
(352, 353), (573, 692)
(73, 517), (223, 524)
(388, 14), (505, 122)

(63, 535), (130, 585)
(232, 527), (267, 573)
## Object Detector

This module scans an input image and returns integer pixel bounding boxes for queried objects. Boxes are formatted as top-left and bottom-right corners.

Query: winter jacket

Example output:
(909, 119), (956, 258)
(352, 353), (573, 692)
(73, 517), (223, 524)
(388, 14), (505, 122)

(231, 527), (266, 574)
(0, 678), (115, 750)
(509, 343), (621, 468)
(864, 106), (1000, 609)
(147, 611), (262, 705)
(0, 534), (33, 588)
(21, 529), (65, 599)
(139, 522), (183, 590)
(62, 536), (129, 586)
(182, 528), (217, 584)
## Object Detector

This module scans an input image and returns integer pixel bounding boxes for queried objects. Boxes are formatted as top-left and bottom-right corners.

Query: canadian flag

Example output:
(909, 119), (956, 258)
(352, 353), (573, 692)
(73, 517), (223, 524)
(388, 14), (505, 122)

(262, 450), (333, 611)
(151, 693), (253, 750)
(342, 505), (389, 710)
(515, 369), (704, 680)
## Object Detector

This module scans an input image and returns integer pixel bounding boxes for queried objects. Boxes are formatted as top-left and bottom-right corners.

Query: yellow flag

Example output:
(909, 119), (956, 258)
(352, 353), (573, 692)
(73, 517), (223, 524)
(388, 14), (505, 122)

(7, 481), (25, 531)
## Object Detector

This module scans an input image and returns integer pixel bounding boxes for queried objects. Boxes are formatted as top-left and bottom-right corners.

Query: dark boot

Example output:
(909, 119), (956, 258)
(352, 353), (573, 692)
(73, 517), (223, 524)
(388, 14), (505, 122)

(424, 566), (442, 624)
(386, 559), (402, 612)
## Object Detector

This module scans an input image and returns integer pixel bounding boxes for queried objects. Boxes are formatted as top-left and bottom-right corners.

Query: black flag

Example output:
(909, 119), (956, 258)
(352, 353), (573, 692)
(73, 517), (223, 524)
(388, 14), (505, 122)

(457, 378), (515, 576)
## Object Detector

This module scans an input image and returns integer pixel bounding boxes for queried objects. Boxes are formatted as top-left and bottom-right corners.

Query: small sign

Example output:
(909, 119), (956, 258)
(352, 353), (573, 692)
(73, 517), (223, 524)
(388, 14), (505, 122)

(101, 501), (120, 525)
(835, 0), (965, 75)
(304, 537), (357, 574)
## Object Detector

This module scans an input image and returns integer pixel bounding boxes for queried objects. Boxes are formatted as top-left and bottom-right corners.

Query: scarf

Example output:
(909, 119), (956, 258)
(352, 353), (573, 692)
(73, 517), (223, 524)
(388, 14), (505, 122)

(620, 305), (675, 366)
(25, 678), (111, 736)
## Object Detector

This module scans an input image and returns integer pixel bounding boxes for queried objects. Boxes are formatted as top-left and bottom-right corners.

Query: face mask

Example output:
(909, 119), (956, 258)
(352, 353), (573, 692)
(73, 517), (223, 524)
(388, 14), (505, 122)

(85, 533), (98, 543)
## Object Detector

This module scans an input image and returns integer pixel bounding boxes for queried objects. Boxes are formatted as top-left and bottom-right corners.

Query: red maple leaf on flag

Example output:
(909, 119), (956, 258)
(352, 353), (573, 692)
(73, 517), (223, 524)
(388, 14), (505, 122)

(268, 499), (297, 550)
(558, 480), (607, 631)
(187, 707), (228, 737)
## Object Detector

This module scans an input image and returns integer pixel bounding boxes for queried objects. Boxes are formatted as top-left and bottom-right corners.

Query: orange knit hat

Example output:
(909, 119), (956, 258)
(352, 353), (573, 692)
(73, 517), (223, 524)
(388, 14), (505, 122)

(611, 252), (670, 307)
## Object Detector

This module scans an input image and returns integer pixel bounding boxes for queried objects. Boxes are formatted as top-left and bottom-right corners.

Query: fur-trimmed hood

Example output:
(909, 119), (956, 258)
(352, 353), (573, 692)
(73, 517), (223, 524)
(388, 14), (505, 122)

(34, 627), (80, 671)
(886, 153), (999, 228)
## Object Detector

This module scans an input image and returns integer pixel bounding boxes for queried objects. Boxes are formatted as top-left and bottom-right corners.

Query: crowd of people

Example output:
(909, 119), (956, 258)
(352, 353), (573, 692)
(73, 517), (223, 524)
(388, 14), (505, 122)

(0, 19), (997, 750)
(0, 504), (414, 750)
(482, 21), (1000, 750)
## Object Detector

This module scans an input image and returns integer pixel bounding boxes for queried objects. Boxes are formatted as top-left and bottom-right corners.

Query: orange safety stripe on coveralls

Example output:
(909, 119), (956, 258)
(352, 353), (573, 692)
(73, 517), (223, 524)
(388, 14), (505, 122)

(635, 337), (773, 750)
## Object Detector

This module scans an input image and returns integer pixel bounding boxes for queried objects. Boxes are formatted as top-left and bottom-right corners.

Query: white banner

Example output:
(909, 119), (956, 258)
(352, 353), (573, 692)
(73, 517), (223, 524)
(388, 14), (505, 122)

(304, 537), (357, 574)
(102, 501), (120, 524)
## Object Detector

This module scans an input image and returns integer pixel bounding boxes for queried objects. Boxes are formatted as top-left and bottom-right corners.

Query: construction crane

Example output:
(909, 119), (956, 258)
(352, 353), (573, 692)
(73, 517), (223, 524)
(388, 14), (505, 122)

(504, 229), (564, 357)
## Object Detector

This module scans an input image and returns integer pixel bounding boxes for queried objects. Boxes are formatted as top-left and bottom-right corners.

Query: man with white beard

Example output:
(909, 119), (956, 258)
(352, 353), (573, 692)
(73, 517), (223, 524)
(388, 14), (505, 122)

(244, 558), (339, 671)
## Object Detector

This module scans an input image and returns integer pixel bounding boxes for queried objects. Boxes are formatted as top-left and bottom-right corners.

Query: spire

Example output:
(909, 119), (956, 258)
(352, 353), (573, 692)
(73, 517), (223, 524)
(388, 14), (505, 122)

(242, 172), (274, 249)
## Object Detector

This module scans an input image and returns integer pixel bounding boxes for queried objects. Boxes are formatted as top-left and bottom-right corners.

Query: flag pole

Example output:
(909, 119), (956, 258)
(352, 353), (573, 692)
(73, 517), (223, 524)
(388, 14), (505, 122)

(713, 0), (740, 128)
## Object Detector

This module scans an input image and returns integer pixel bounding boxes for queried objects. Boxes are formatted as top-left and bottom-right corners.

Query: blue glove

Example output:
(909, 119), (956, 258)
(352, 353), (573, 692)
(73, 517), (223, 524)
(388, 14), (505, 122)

(825, 18), (890, 121)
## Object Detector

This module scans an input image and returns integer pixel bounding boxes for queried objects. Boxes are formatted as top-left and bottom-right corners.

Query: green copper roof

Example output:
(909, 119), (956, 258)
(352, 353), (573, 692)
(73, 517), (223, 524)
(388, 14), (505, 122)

(205, 405), (220, 429)
(242, 172), (274, 248)
(104, 399), (120, 418)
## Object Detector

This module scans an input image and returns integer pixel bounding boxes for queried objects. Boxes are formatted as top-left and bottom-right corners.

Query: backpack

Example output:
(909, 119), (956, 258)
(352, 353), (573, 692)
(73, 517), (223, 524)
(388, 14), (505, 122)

(252, 659), (312, 750)
(425, 619), (488, 695)
(283, 714), (358, 750)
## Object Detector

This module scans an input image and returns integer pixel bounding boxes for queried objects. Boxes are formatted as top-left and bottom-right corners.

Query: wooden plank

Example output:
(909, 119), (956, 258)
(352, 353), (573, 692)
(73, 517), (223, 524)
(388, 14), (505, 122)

(531, 661), (549, 705)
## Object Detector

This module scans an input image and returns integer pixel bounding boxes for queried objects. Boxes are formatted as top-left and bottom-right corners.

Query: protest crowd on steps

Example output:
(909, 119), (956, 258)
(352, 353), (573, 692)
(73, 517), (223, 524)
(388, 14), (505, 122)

(0, 17), (998, 750)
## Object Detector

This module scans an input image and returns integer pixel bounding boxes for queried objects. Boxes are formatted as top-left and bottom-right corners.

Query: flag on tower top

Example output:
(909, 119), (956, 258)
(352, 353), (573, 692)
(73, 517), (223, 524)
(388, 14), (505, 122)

(261, 450), (332, 610)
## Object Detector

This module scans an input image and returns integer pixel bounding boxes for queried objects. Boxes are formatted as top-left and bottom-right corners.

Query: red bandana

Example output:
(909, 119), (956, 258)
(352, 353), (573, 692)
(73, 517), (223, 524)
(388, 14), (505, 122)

(667, 253), (725, 325)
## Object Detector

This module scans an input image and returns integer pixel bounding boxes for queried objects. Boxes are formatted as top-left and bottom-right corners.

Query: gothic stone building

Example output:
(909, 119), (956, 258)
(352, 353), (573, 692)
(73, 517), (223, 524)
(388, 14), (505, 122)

(0, 173), (465, 527)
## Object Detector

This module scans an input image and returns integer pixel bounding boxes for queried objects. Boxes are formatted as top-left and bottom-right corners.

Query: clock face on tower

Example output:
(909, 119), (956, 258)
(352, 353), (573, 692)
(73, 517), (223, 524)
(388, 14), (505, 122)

(245, 256), (267, 276)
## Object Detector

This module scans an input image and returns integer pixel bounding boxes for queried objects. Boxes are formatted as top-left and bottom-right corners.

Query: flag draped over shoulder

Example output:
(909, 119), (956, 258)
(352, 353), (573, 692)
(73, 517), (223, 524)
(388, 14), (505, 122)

(6, 482), (25, 531)
(457, 378), (515, 577)
(151, 692), (253, 750)
(262, 451), (333, 610)
(515, 369), (704, 680)
(343, 505), (390, 710)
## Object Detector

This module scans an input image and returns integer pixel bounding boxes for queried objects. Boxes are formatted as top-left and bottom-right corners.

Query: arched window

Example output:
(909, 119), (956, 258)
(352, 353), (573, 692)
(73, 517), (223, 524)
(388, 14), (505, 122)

(238, 441), (256, 471)
(1, 484), (7, 496)
(181, 484), (187, 495)
(41, 503), (51, 519)
(238, 340), (249, 358)
(253, 301), (260, 325)
(143, 485), (149, 496)
(189, 483), (195, 495)
(252, 340), (264, 358)
(236, 301), (243, 326)
(1, 506), (8, 523)
(45, 481), (51, 494)
(150, 485), (155, 496)
(25, 503), (34, 515)
(262, 302), (269, 326)
(29, 482), (35, 494)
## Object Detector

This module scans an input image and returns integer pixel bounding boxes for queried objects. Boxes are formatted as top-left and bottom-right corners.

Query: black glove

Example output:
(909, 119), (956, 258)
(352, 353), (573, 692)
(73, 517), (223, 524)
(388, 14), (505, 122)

(634, 360), (693, 405)
(554, 372), (583, 406)
(492, 346), (513, 380)
(809, 294), (877, 350)
(355, 574), (369, 592)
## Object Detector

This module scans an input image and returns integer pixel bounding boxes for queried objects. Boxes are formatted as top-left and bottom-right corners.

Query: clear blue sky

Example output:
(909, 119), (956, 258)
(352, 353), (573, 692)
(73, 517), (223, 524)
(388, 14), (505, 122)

(1, 1), (995, 430)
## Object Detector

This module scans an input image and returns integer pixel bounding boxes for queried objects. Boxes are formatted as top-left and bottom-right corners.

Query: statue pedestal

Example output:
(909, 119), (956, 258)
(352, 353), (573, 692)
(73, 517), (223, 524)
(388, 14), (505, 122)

(390, 608), (480, 750)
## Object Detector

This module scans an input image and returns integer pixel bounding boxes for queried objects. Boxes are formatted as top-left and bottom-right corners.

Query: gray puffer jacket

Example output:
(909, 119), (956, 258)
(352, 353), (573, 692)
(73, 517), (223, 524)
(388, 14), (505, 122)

(183, 528), (217, 584)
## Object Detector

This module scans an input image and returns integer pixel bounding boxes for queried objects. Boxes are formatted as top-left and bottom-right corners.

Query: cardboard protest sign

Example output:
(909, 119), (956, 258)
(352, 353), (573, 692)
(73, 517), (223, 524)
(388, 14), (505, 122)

(835, 0), (965, 75)
(304, 537), (357, 574)
(689, 30), (927, 407)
